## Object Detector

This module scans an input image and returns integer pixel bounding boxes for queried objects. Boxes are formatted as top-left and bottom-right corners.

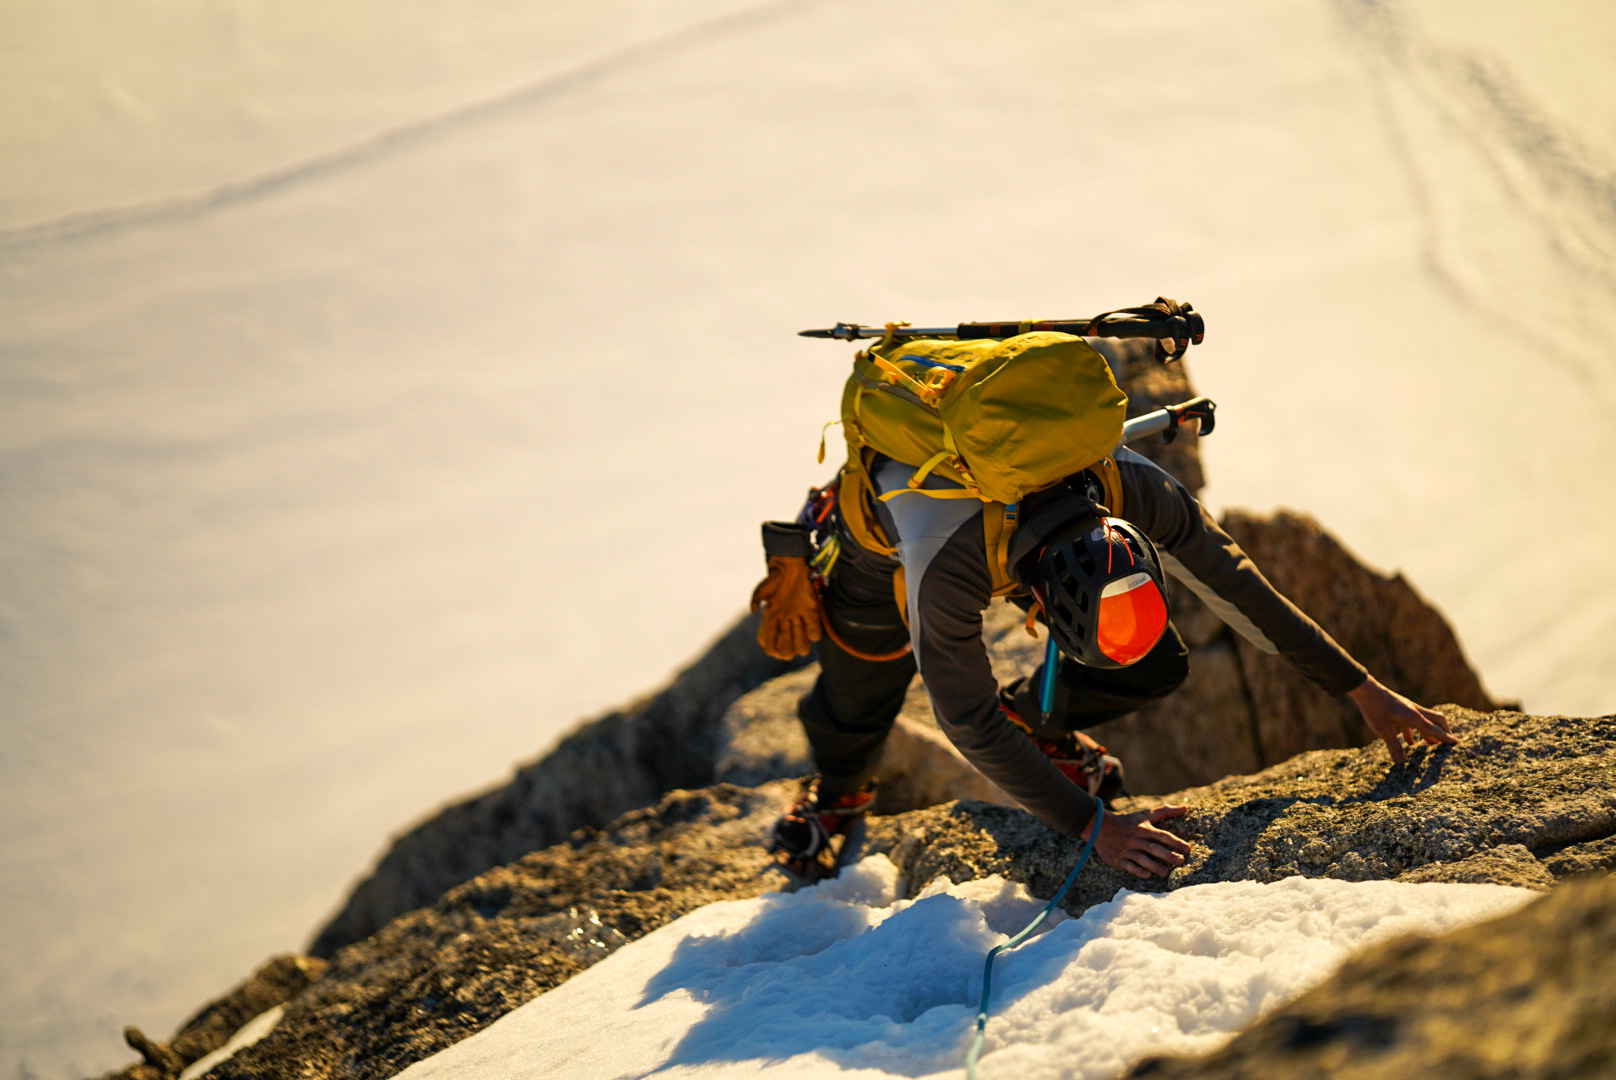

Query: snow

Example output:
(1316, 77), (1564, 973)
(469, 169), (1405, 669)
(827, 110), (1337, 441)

(174, 1006), (283, 1080)
(3, 0), (1614, 1075)
(397, 859), (1536, 1080)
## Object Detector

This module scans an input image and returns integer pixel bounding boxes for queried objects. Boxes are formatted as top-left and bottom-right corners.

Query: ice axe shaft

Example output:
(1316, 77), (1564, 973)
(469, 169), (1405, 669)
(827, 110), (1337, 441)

(1122, 397), (1216, 445)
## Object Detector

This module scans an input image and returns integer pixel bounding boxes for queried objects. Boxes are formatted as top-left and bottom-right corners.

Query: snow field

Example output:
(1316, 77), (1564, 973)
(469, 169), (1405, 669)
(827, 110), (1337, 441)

(397, 859), (1537, 1080)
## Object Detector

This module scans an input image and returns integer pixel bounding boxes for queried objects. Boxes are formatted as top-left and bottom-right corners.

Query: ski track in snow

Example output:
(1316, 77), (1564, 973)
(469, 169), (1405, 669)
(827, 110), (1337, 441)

(1333, 0), (1616, 400)
(0, 0), (814, 252)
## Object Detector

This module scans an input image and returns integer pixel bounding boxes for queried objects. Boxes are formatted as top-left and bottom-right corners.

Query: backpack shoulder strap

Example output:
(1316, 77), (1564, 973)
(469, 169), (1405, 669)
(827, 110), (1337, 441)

(1092, 455), (1125, 518)
(982, 456), (1124, 597)
(982, 502), (1019, 597)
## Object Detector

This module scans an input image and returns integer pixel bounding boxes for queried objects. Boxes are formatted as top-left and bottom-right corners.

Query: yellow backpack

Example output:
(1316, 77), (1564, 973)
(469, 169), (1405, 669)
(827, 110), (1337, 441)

(827, 330), (1127, 599)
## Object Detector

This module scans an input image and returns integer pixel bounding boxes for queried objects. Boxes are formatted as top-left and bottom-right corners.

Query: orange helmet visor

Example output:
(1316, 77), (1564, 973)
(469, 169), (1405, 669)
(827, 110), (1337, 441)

(1096, 572), (1168, 666)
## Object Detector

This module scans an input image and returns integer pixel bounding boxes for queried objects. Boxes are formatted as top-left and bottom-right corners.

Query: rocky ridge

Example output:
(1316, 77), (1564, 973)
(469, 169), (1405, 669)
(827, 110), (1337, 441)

(114, 707), (1615, 1080)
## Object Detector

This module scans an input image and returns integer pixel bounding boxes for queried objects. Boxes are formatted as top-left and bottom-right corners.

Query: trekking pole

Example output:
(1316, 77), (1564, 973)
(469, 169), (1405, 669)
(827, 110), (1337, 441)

(799, 299), (1204, 361)
(1120, 397), (1216, 445)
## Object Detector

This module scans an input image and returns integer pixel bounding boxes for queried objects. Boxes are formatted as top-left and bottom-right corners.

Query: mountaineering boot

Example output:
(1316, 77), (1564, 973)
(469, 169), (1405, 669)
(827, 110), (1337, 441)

(769, 776), (876, 881)
(998, 689), (1126, 804)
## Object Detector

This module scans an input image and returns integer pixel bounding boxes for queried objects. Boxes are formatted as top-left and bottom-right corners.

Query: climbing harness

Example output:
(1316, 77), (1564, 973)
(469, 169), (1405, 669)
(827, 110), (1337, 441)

(965, 802), (1104, 1080)
(793, 480), (914, 663)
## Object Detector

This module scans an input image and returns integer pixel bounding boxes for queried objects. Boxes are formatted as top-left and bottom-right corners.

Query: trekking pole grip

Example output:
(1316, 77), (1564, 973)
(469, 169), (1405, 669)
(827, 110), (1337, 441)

(1161, 397), (1215, 443)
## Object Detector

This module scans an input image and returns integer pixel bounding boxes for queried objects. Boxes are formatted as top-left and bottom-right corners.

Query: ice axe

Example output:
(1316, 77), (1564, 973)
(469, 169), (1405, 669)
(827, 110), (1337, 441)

(799, 298), (1205, 363)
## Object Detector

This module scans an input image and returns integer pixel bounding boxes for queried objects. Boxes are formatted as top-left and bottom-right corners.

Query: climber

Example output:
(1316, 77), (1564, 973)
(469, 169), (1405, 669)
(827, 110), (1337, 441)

(752, 409), (1459, 883)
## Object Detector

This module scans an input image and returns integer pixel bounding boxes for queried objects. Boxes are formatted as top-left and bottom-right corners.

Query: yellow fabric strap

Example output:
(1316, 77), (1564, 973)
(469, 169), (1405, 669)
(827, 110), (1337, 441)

(817, 419), (841, 464)
(868, 354), (940, 405)
(879, 487), (981, 501)
(992, 504), (1018, 596)
(877, 448), (983, 502)
(1094, 456), (1125, 517)
(910, 447), (953, 488)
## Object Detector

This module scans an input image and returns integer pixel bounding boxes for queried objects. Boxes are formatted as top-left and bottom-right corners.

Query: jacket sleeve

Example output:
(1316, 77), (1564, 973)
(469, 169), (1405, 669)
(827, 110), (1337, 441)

(874, 459), (1101, 839)
(1115, 448), (1368, 695)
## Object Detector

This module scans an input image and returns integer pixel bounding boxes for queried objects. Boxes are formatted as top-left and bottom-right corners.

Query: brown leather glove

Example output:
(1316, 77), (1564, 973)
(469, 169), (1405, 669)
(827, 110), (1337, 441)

(750, 556), (823, 660)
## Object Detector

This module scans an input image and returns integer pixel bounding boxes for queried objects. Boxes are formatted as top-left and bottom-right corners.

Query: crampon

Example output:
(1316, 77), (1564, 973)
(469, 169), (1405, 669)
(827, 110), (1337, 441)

(768, 777), (875, 884)
(1000, 693), (1126, 804)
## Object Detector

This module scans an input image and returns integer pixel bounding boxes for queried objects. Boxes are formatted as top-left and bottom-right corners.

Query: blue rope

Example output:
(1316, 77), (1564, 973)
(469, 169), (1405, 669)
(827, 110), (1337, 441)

(965, 802), (1104, 1080)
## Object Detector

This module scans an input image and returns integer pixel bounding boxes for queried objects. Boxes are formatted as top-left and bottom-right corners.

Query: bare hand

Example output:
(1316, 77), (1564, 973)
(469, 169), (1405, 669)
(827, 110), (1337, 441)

(1088, 804), (1192, 879)
(1347, 675), (1458, 765)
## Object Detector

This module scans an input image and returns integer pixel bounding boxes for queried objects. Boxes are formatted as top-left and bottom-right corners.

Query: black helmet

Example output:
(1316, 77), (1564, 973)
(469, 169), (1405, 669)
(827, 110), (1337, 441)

(1021, 516), (1169, 668)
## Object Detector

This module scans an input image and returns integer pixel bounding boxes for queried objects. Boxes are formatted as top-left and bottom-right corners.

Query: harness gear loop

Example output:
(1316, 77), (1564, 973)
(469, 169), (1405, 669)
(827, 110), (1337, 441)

(814, 580), (913, 663)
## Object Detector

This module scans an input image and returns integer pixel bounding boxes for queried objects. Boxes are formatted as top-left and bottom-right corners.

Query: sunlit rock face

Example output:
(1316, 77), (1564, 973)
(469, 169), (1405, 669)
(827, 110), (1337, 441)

(103, 706), (1615, 1080)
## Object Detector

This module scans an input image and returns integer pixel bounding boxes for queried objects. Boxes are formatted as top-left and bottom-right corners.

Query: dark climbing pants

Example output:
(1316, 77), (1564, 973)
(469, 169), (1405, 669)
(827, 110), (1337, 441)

(800, 554), (1189, 799)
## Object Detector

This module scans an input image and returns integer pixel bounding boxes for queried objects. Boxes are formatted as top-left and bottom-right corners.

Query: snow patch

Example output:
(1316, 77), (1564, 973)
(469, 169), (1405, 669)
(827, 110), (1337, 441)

(177, 1004), (284, 1080)
(398, 859), (1534, 1080)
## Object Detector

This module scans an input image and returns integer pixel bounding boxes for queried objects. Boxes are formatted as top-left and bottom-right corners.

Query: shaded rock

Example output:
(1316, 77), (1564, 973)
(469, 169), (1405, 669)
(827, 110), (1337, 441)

(125, 708), (1612, 1080)
(1222, 508), (1498, 765)
(98, 955), (325, 1080)
(1541, 833), (1616, 879)
(1395, 843), (1556, 891)
(309, 612), (805, 956)
(1125, 871), (1616, 1080)
(1112, 338), (1209, 498)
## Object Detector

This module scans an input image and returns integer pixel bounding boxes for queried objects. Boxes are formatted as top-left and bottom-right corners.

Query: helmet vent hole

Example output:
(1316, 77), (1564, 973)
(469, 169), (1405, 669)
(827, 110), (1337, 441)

(1077, 592), (1091, 614)
(1077, 553), (1096, 576)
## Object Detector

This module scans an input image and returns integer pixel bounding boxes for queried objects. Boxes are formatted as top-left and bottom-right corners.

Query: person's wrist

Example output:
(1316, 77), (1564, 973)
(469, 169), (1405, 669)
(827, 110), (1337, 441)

(1346, 675), (1379, 706)
(1079, 801), (1104, 842)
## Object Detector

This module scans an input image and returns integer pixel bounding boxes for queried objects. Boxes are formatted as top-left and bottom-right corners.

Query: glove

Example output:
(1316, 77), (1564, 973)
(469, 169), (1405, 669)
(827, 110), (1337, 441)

(750, 556), (823, 660)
